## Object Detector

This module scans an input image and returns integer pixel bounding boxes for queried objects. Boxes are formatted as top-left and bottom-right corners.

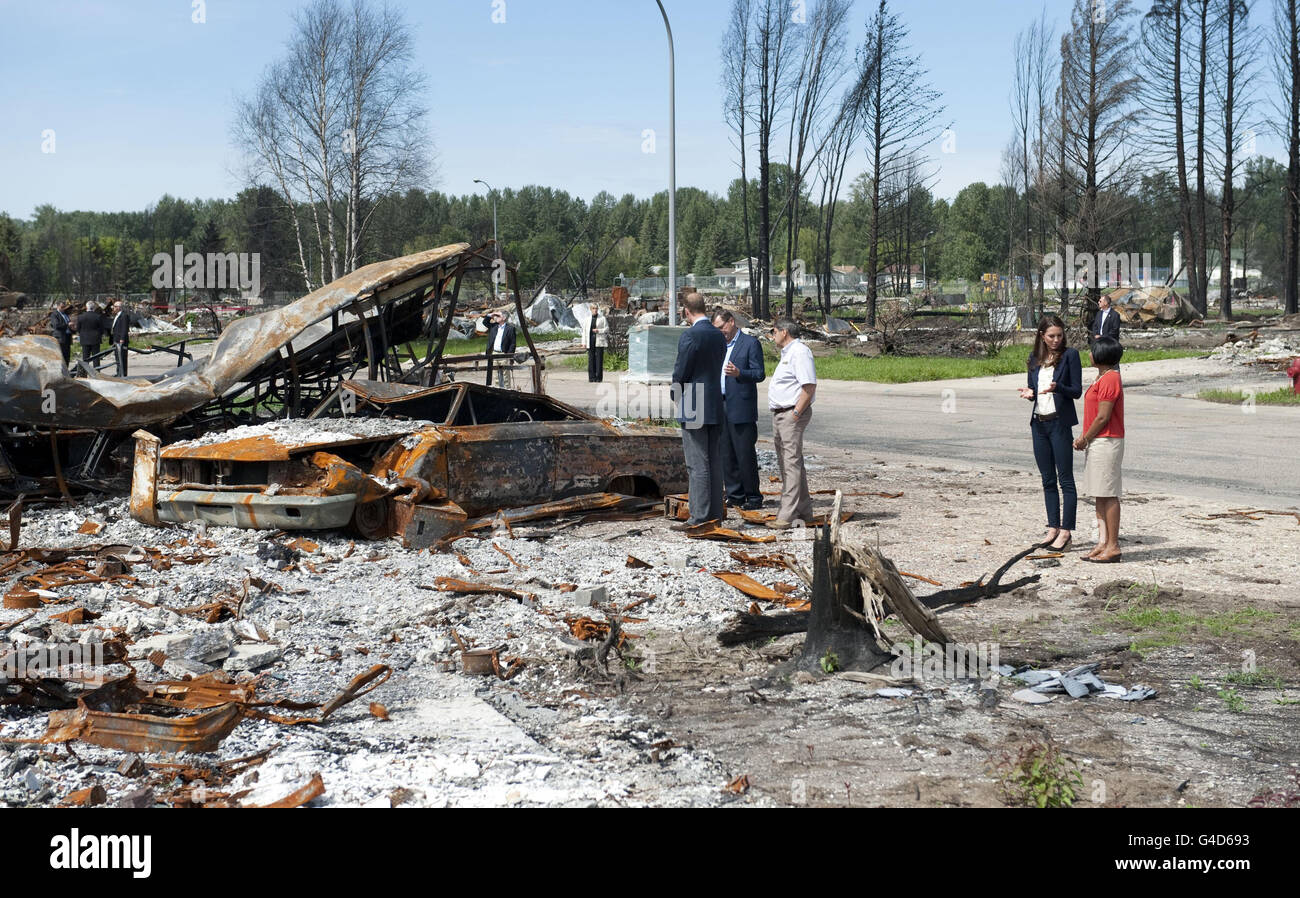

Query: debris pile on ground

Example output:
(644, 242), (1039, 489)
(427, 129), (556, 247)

(1208, 334), (1299, 369)
(1, 476), (834, 806)
(999, 663), (1157, 704)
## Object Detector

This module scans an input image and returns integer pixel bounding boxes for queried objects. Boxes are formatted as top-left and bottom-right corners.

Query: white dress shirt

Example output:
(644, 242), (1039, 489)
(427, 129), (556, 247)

(768, 339), (816, 409)
(493, 325), (506, 353)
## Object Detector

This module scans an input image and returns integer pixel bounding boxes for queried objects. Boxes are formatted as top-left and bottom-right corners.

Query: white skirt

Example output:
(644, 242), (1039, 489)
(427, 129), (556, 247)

(1083, 437), (1124, 498)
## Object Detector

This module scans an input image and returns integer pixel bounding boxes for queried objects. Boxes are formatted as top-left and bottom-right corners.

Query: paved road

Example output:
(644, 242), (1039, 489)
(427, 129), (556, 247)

(544, 358), (1299, 509)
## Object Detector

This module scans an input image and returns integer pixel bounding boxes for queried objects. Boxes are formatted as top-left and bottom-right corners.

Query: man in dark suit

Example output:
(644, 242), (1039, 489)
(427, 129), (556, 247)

(712, 308), (766, 510)
(1091, 294), (1121, 350)
(49, 302), (73, 365)
(110, 300), (131, 376)
(482, 311), (517, 388)
(671, 293), (726, 528)
(74, 302), (107, 364)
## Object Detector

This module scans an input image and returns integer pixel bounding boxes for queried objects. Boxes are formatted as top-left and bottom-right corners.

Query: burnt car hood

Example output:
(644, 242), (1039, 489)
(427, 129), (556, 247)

(0, 243), (470, 429)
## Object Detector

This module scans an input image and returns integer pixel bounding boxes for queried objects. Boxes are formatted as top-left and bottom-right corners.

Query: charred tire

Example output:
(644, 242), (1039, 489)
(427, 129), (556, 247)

(350, 497), (396, 540)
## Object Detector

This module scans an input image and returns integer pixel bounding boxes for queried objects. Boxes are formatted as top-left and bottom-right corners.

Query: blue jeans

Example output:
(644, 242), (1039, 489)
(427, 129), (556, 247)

(1031, 416), (1076, 530)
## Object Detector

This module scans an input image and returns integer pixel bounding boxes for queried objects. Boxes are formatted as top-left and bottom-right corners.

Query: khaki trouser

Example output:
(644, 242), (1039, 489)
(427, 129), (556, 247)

(772, 407), (813, 522)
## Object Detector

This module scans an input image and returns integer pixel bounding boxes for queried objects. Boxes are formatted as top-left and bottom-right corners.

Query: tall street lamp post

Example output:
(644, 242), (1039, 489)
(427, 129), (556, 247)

(654, 0), (677, 326)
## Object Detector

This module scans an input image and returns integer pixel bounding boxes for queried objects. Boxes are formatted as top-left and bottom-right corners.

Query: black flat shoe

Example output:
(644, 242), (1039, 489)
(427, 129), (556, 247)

(1048, 534), (1073, 552)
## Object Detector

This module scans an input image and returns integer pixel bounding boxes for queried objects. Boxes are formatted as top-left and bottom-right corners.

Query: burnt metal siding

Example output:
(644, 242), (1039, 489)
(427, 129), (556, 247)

(0, 244), (470, 429)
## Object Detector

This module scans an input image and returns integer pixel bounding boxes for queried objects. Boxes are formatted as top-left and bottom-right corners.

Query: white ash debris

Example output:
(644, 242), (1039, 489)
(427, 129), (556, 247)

(165, 417), (435, 450)
(133, 316), (181, 334)
(1, 496), (798, 807)
(1208, 335), (1298, 365)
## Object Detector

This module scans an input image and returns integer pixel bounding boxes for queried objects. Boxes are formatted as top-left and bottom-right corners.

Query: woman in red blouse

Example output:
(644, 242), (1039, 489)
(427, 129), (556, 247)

(1073, 337), (1125, 562)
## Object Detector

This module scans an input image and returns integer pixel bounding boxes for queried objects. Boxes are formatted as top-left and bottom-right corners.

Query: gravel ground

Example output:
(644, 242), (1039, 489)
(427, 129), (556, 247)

(3, 432), (1296, 808)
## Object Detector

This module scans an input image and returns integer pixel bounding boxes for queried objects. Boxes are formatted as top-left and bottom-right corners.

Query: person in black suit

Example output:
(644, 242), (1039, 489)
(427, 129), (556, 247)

(1017, 314), (1083, 552)
(74, 302), (107, 364)
(482, 311), (517, 388)
(1091, 293), (1121, 350)
(712, 308), (766, 510)
(671, 293), (727, 528)
(49, 302), (73, 365)
(110, 300), (131, 376)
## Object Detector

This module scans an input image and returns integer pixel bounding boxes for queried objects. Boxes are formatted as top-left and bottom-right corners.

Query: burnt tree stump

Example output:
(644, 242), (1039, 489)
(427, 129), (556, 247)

(797, 516), (890, 673)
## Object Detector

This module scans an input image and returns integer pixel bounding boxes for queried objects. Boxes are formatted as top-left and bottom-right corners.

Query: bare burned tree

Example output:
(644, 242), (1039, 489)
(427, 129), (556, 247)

(1214, 0), (1259, 319)
(781, 0), (853, 319)
(811, 65), (872, 314)
(1274, 0), (1300, 314)
(234, 0), (430, 291)
(722, 0), (756, 315)
(1058, 0), (1140, 318)
(751, 0), (797, 319)
(340, 0), (430, 274)
(858, 0), (942, 327)
(1142, 2), (1199, 307)
(1026, 12), (1057, 315)
(1011, 15), (1053, 311)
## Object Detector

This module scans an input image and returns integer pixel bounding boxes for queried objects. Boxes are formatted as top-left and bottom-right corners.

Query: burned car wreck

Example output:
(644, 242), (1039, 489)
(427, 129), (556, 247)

(0, 243), (536, 496)
(129, 379), (687, 546)
(0, 242), (685, 537)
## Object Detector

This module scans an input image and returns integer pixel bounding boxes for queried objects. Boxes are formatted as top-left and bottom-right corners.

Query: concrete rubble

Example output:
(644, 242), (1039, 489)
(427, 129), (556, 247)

(1208, 335), (1299, 367)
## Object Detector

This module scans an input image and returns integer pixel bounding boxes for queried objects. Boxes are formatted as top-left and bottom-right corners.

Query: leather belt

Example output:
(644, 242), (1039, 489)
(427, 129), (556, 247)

(771, 406), (795, 414)
(1034, 412), (1059, 421)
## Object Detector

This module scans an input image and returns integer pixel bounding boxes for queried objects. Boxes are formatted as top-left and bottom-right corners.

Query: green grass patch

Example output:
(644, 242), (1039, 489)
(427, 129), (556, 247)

(561, 350), (629, 372)
(1224, 668), (1285, 689)
(1217, 687), (1247, 713)
(760, 345), (1204, 384)
(1101, 581), (1279, 654)
(1108, 603), (1279, 654)
(1198, 387), (1300, 406)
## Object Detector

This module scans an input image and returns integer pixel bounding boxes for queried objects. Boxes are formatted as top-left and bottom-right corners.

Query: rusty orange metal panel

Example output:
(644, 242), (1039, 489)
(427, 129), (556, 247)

(43, 702), (243, 753)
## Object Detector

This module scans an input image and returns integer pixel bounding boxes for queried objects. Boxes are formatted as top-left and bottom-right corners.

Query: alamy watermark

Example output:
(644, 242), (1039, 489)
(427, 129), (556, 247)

(593, 379), (707, 428)
(2, 641), (107, 685)
(1042, 245), (1155, 289)
(151, 245), (260, 297)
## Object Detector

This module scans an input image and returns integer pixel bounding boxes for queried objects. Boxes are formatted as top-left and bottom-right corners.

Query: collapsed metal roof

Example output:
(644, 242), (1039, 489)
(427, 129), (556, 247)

(0, 243), (471, 430)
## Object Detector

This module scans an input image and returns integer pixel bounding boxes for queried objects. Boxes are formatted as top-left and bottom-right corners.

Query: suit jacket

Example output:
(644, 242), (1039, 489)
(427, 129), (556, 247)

(721, 331), (766, 424)
(486, 321), (517, 356)
(111, 310), (130, 343)
(75, 310), (106, 346)
(672, 318), (726, 427)
(50, 309), (72, 341)
(1027, 347), (1083, 428)
(1092, 308), (1121, 343)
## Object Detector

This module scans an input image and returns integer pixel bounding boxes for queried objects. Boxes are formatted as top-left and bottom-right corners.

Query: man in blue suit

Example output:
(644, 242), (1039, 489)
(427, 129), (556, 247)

(712, 308), (766, 510)
(671, 293), (727, 527)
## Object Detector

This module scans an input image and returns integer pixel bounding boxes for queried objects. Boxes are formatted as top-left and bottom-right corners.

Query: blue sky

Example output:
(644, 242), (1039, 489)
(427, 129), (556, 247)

(0, 0), (1287, 218)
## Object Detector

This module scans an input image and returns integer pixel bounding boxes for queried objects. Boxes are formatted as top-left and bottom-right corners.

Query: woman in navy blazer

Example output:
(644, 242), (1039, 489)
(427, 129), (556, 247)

(1017, 315), (1082, 551)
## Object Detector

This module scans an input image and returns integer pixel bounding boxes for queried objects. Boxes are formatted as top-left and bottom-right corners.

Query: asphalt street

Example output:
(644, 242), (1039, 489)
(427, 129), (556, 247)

(545, 358), (1299, 510)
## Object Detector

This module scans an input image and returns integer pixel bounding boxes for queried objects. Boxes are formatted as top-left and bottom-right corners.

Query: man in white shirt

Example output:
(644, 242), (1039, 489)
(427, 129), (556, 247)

(110, 300), (131, 376)
(766, 318), (817, 528)
(483, 311), (517, 388)
(1091, 294), (1121, 349)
